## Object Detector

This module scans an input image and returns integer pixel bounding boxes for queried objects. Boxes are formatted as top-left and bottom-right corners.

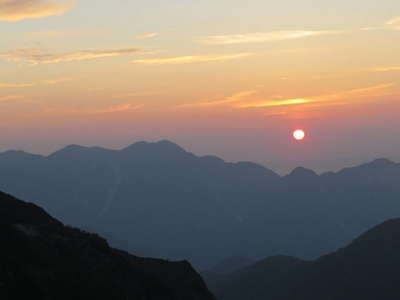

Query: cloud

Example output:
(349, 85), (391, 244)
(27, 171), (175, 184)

(0, 0), (75, 22)
(112, 91), (161, 99)
(133, 53), (253, 65)
(0, 82), (35, 89)
(362, 17), (400, 31)
(325, 83), (395, 100)
(24, 30), (98, 39)
(135, 32), (159, 40)
(386, 17), (400, 30)
(0, 95), (24, 102)
(236, 83), (395, 109)
(0, 47), (142, 64)
(178, 90), (256, 108)
(89, 103), (144, 114)
(36, 103), (145, 116)
(236, 98), (311, 108)
(0, 78), (69, 88)
(197, 30), (340, 45)
(372, 66), (400, 72)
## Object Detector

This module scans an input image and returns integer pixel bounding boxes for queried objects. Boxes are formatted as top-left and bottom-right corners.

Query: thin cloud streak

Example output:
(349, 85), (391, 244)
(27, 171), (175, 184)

(0, 82), (35, 89)
(89, 104), (144, 114)
(0, 0), (75, 22)
(386, 17), (400, 29)
(0, 48), (143, 64)
(178, 90), (256, 108)
(24, 30), (99, 39)
(113, 91), (161, 99)
(135, 32), (159, 39)
(0, 95), (24, 102)
(362, 17), (400, 31)
(236, 98), (311, 108)
(133, 53), (253, 65)
(197, 30), (340, 45)
(0, 78), (69, 89)
(372, 66), (400, 72)
(236, 83), (395, 110)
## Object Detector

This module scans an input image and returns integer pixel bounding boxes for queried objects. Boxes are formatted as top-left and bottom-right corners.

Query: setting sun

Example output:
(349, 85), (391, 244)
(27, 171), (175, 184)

(293, 129), (306, 141)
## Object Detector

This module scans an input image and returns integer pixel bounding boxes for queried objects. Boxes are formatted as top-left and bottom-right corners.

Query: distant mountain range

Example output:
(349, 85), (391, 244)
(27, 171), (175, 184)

(0, 140), (399, 268)
(203, 218), (400, 300)
(0, 191), (215, 300)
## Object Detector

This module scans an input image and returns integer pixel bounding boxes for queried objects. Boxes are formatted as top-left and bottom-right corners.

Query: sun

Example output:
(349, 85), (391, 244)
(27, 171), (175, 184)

(293, 129), (305, 141)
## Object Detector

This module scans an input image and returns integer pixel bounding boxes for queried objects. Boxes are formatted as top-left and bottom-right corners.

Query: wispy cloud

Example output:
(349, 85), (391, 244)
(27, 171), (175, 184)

(37, 103), (145, 116)
(386, 17), (400, 30)
(0, 95), (24, 102)
(362, 17), (400, 31)
(197, 30), (340, 45)
(325, 83), (395, 100)
(178, 90), (256, 108)
(0, 78), (69, 89)
(372, 66), (400, 72)
(89, 103), (144, 114)
(236, 98), (311, 108)
(135, 32), (159, 40)
(0, 82), (35, 89)
(236, 83), (395, 110)
(112, 91), (161, 99)
(0, 47), (142, 64)
(0, 0), (75, 22)
(24, 30), (98, 39)
(133, 53), (253, 65)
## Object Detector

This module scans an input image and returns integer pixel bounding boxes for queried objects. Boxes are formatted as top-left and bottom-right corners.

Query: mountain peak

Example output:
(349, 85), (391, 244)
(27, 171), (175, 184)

(122, 140), (189, 156)
(367, 158), (395, 168)
(287, 167), (318, 179)
(48, 144), (112, 159)
(49, 144), (88, 157)
(0, 150), (43, 160)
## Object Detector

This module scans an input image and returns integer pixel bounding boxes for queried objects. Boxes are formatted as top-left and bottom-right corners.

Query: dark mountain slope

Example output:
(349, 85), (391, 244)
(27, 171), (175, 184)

(0, 191), (216, 300)
(293, 218), (400, 300)
(205, 218), (400, 300)
(205, 256), (255, 275)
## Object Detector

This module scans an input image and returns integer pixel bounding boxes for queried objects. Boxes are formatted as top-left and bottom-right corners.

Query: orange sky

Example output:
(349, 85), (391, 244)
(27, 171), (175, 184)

(0, 0), (399, 173)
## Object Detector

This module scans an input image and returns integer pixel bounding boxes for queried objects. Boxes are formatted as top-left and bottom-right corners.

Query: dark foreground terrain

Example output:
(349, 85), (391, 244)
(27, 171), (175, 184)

(0, 191), (215, 300)
(203, 218), (400, 300)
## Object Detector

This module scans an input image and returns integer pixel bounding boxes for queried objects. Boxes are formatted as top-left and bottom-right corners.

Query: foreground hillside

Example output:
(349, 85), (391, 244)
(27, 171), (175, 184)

(204, 218), (400, 300)
(0, 191), (216, 300)
(0, 141), (399, 267)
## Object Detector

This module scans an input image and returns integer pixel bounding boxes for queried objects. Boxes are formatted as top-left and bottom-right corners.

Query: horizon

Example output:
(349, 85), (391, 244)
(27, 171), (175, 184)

(1, 0), (400, 174)
(0, 139), (397, 175)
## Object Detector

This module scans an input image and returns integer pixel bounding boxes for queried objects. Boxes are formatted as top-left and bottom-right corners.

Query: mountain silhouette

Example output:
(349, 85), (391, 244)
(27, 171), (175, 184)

(0, 191), (216, 300)
(204, 218), (400, 300)
(204, 256), (255, 275)
(0, 141), (399, 268)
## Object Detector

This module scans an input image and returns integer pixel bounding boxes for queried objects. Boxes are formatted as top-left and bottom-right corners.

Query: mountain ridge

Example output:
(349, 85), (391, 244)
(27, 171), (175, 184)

(1, 140), (397, 176)
(0, 140), (399, 268)
(204, 218), (400, 300)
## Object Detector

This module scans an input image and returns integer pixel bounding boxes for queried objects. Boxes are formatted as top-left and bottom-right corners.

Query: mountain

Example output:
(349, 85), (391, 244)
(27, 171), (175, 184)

(0, 191), (216, 300)
(204, 218), (400, 300)
(0, 141), (399, 268)
(204, 256), (255, 275)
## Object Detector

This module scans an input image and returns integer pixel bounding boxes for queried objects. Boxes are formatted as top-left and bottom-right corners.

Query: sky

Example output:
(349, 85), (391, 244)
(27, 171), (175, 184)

(0, 0), (399, 173)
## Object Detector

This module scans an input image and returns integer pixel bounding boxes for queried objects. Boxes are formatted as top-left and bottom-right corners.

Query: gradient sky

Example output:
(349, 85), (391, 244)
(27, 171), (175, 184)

(1, 0), (400, 173)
